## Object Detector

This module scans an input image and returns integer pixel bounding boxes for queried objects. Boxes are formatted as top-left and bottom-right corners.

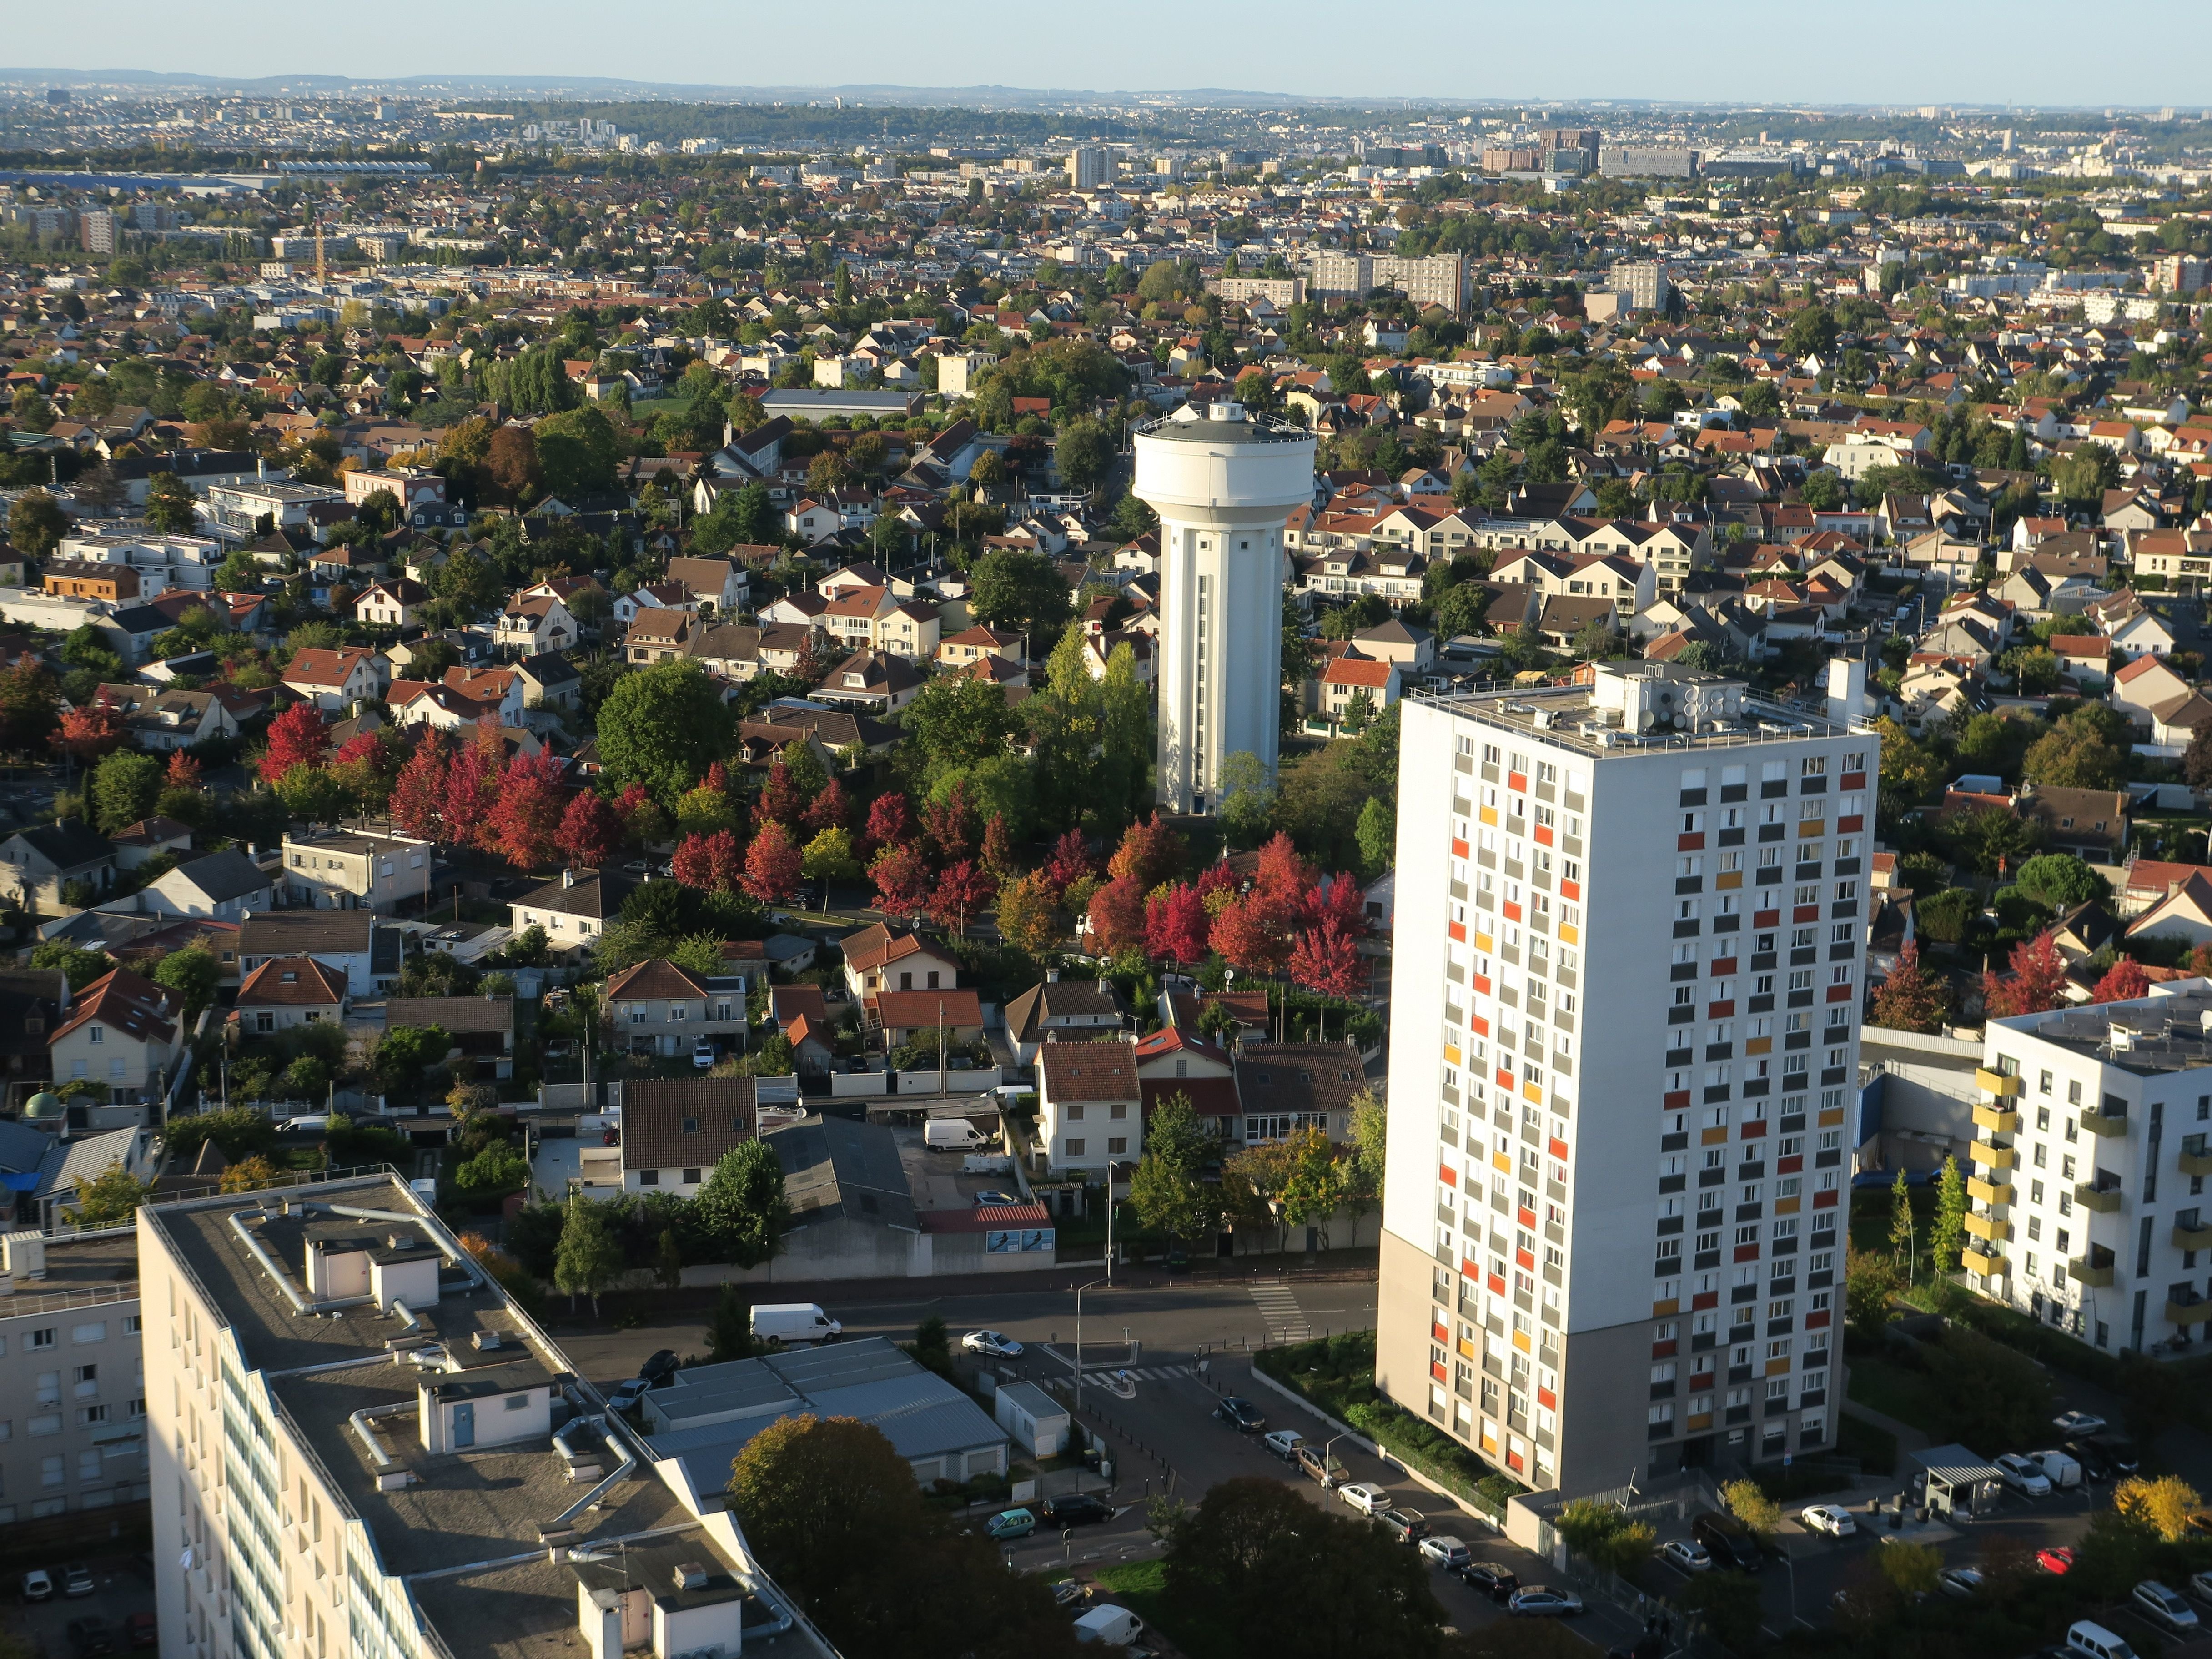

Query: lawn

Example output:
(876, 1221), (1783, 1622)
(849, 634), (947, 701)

(1092, 1558), (1237, 1659)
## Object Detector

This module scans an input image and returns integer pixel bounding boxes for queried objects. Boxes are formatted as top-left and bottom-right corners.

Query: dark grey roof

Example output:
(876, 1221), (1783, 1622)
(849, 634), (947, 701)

(766, 1115), (916, 1233)
(515, 867), (635, 920)
(165, 849), (270, 904)
(1004, 977), (1125, 1043)
(2, 818), (113, 871)
(240, 909), (375, 957)
(106, 604), (172, 634)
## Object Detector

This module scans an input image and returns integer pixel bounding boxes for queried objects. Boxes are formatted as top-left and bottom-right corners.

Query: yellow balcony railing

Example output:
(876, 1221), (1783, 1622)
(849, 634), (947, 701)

(1971, 1141), (2017, 1171)
(1967, 1176), (2014, 1207)
(1964, 1212), (2011, 1242)
(2074, 1181), (2124, 1214)
(1975, 1069), (2022, 1097)
(1972, 1103), (2021, 1134)
(2079, 1109), (2128, 1139)
(1963, 1245), (2008, 1277)
(2069, 1253), (2115, 1288)
(2173, 1222), (2212, 1251)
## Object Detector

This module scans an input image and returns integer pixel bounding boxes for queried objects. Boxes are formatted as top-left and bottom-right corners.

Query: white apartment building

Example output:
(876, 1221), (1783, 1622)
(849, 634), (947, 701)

(0, 1229), (146, 1535)
(1133, 404), (1315, 814)
(141, 1172), (834, 1659)
(1971, 985), (2212, 1354)
(1377, 663), (1875, 1493)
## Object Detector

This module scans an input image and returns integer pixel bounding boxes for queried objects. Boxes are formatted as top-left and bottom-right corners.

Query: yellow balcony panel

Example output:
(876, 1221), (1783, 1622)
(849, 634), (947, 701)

(1963, 1212), (2011, 1242)
(1967, 1177), (2014, 1207)
(1798, 820), (1826, 839)
(1975, 1069), (2023, 1098)
(2068, 1255), (2115, 1288)
(2074, 1181), (2124, 1214)
(2166, 1298), (2211, 1327)
(1971, 1142), (2018, 1171)
(1962, 1245), (2007, 1277)
(1765, 1357), (1793, 1377)
(1972, 1103), (2021, 1134)
(2181, 1150), (2212, 1177)
(2173, 1223), (2212, 1252)
(2079, 1110), (2128, 1139)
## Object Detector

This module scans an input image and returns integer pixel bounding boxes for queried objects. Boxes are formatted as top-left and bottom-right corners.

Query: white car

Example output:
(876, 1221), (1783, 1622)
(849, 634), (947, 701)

(690, 1038), (715, 1070)
(1338, 1482), (1392, 1516)
(1660, 1539), (1712, 1573)
(1995, 1453), (2052, 1497)
(2052, 1409), (2108, 1436)
(2135, 1582), (2201, 1634)
(960, 1330), (1023, 1358)
(1800, 1504), (1859, 1538)
(1262, 1429), (1306, 1462)
(2188, 1568), (2212, 1607)
(1938, 1567), (1984, 1601)
(1419, 1536), (1472, 1571)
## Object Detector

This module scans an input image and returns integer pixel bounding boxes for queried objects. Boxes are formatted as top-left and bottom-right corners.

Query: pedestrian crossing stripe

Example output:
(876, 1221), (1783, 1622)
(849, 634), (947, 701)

(1249, 1281), (1311, 1341)
(1050, 1365), (1195, 1386)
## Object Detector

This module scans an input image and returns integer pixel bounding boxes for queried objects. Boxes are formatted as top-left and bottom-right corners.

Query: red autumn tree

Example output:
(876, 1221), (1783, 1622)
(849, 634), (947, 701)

(861, 789), (915, 855)
(1145, 882), (1212, 966)
(53, 702), (126, 764)
(1086, 873), (1149, 956)
(802, 774), (851, 835)
(1869, 942), (1949, 1035)
(329, 729), (398, 813)
(616, 782), (668, 846)
(1193, 860), (1239, 901)
(440, 725), (503, 849)
(164, 749), (203, 789)
(754, 754), (804, 829)
(1290, 916), (1367, 1000)
(258, 700), (329, 784)
(389, 731), (448, 840)
(1211, 889), (1295, 975)
(674, 829), (745, 893)
(1253, 831), (1316, 908)
(2091, 956), (2152, 1005)
(1041, 827), (1093, 897)
(557, 791), (624, 869)
(979, 811), (1016, 874)
(704, 760), (732, 796)
(1108, 810), (1184, 890)
(744, 820), (804, 905)
(922, 778), (980, 864)
(1983, 930), (2070, 1019)
(870, 842), (934, 917)
(1306, 870), (1371, 935)
(487, 748), (568, 870)
(930, 858), (999, 934)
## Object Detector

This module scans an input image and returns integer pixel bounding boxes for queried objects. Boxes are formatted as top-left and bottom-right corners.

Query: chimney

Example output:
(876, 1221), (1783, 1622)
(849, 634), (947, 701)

(562, 868), (576, 889)
(1046, 968), (1059, 983)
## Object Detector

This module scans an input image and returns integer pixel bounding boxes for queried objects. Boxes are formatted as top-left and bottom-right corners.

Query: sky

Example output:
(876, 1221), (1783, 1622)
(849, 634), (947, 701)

(8, 0), (2212, 109)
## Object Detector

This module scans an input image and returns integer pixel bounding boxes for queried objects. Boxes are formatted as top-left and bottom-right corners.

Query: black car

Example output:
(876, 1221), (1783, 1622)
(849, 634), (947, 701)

(2062, 1439), (2114, 1482)
(1041, 1494), (1115, 1526)
(1462, 1561), (1520, 1601)
(1214, 1397), (1266, 1432)
(640, 1349), (681, 1387)
(1692, 1513), (1764, 1574)
(68, 1619), (116, 1659)
(1375, 1508), (1429, 1544)
(2097, 1437), (2142, 1474)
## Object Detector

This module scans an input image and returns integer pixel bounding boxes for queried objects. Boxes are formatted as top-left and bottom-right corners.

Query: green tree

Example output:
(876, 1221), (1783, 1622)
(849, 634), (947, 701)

(1347, 1087), (1388, 1210)
(1845, 1243), (1902, 1340)
(2014, 852), (2108, 909)
(372, 1024), (452, 1102)
(1889, 1168), (1916, 1271)
(595, 659), (736, 804)
(1277, 1125), (1350, 1246)
(89, 749), (163, 834)
(705, 1283), (754, 1362)
(70, 1159), (155, 1227)
(1053, 417), (1113, 493)
(8, 489), (68, 558)
(1869, 943), (1949, 1034)
(143, 471), (201, 534)
(1927, 1155), (1967, 1278)
(1721, 1478), (1782, 1537)
(1924, 1327), (2051, 1451)
(1354, 796), (1394, 878)
(691, 1141), (789, 1267)
(654, 1227), (684, 1292)
(969, 548), (1072, 647)
(151, 944), (222, 1021)
(2021, 716), (2128, 791)
(552, 1193), (622, 1314)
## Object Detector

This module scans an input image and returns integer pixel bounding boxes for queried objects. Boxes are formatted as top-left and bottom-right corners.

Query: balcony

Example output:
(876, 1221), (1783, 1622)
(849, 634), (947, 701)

(1964, 1211), (2011, 1243)
(1970, 1141), (2017, 1171)
(2173, 1218), (2212, 1251)
(1967, 1176), (2014, 1208)
(2074, 1176), (2125, 1214)
(2078, 1107), (2128, 1139)
(1972, 1103), (2021, 1134)
(2167, 1293), (2211, 1328)
(2068, 1247), (2116, 1288)
(1962, 1244), (2007, 1277)
(2181, 1139), (2212, 1177)
(1975, 1068), (2023, 1098)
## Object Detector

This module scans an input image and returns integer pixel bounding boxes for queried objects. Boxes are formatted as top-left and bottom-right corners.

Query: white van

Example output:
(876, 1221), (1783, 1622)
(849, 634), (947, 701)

(2032, 1449), (2083, 1490)
(925, 1118), (989, 1151)
(749, 1303), (844, 1345)
(1073, 1605), (1146, 1646)
(2067, 1620), (2137, 1659)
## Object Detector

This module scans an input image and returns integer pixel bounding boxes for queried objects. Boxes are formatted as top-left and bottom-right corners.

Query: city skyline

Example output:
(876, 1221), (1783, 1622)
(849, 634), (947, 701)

(5, 0), (2211, 108)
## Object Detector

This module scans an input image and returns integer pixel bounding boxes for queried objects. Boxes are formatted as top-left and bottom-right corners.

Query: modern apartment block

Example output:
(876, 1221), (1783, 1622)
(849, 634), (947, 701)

(1970, 985), (2212, 1354)
(1376, 664), (1875, 1492)
(0, 1229), (145, 1533)
(1307, 252), (1468, 314)
(141, 1173), (830, 1659)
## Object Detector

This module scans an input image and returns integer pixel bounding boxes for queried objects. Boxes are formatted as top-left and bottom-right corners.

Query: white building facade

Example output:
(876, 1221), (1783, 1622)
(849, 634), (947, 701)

(1376, 664), (1876, 1492)
(1132, 404), (1314, 814)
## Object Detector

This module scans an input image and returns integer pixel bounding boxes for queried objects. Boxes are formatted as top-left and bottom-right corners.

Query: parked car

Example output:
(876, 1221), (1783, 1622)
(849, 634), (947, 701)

(1939, 1568), (1985, 1601)
(1041, 1494), (1114, 1527)
(22, 1569), (52, 1602)
(2052, 1410), (2108, 1437)
(1419, 1537), (1472, 1571)
(123, 1614), (156, 1651)
(1996, 1453), (2053, 1497)
(1660, 1539), (1712, 1574)
(691, 1038), (715, 1069)
(1692, 1513), (1764, 1573)
(2187, 1568), (2212, 1607)
(1213, 1397), (1266, 1433)
(2064, 1440), (2116, 1482)
(984, 1509), (1036, 1541)
(640, 1350), (680, 1386)
(66, 1619), (114, 1658)
(2134, 1582), (2200, 1634)
(1294, 1444), (1340, 1488)
(1375, 1508), (1428, 1544)
(1262, 1429), (1306, 1462)
(2031, 1450), (2083, 1490)
(961, 1330), (1024, 1358)
(2037, 1546), (2076, 1575)
(973, 1190), (1022, 1207)
(606, 1378), (651, 1413)
(1508, 1586), (1585, 1618)
(62, 1565), (94, 1599)
(1337, 1482), (1392, 1516)
(1800, 1504), (1858, 1538)
(1461, 1562), (1520, 1601)
(1053, 1580), (1093, 1611)
(2098, 1438), (2142, 1474)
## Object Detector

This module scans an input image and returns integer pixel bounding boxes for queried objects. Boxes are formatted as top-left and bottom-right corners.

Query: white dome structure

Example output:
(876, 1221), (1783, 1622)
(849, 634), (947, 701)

(1132, 403), (1316, 814)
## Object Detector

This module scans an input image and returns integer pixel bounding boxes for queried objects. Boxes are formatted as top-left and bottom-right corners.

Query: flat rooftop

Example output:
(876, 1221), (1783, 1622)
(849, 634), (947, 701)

(1136, 405), (1309, 445)
(0, 1227), (139, 1319)
(2003, 987), (2212, 1077)
(1414, 669), (1857, 760)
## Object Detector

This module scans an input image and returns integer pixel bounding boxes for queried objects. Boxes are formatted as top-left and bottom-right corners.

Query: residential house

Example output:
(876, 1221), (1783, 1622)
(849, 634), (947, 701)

(1315, 651), (1401, 725)
(353, 578), (430, 629)
(142, 850), (273, 921)
(385, 995), (518, 1082)
(602, 958), (746, 1058)
(280, 828), (433, 911)
(233, 956), (347, 1036)
(514, 653), (582, 725)
(2048, 634), (2114, 688)
(282, 645), (387, 711)
(2126, 871), (2212, 949)
(237, 909), (400, 991)
(814, 649), (922, 713)
(0, 819), (116, 912)
(1233, 1041), (1368, 1148)
(619, 1076), (759, 1197)
(49, 967), (179, 1105)
(510, 866), (635, 952)
(108, 817), (193, 870)
(494, 593), (577, 657)
(2019, 785), (2129, 862)
(1034, 1036), (1142, 1177)
(766, 985), (839, 1080)
(1131, 1025), (1241, 1141)
(664, 556), (747, 614)
(622, 609), (698, 664)
(841, 923), (959, 1001)
(868, 988), (985, 1049)
(1001, 976), (1126, 1065)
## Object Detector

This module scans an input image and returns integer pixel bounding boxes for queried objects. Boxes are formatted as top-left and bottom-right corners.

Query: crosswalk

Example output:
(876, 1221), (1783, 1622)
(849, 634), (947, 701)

(1042, 1364), (1195, 1388)
(1249, 1279), (1311, 1343)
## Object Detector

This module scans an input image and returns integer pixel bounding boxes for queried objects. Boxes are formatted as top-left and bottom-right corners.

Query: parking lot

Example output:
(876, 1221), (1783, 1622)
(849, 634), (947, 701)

(2, 1554), (156, 1657)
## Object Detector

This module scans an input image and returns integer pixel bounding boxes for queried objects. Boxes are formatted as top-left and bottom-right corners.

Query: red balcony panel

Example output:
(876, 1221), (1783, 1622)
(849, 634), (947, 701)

(1470, 1014), (1490, 1036)
(1734, 1244), (1761, 1262)
(1839, 815), (1864, 833)
(1664, 1090), (1691, 1110)
(1449, 920), (1467, 941)
(1650, 1340), (1677, 1360)
(1496, 1069), (1514, 1090)
(1515, 1247), (1535, 1271)
(1440, 1163), (1458, 1187)
(1432, 1360), (1448, 1382)
(1548, 1137), (1569, 1160)
(1739, 1119), (1766, 1138)
(1754, 909), (1780, 928)
(1807, 1309), (1831, 1329)
(1777, 1154), (1803, 1174)
(1710, 957), (1737, 976)
(1508, 772), (1528, 792)
(1517, 1206), (1536, 1229)
(1814, 1188), (1839, 1209)
(1561, 879), (1580, 900)
(1792, 905), (1820, 923)
(1503, 901), (1523, 922)
(1678, 833), (1705, 852)
(1473, 975), (1492, 995)
(1538, 1387), (1558, 1410)
(1488, 1272), (1506, 1295)
(1707, 1000), (1735, 1019)
(1535, 824), (1555, 847)
(1840, 773), (1865, 790)
(1827, 984), (1853, 1002)
(1434, 1322), (1450, 1345)
(1692, 1291), (1719, 1310)
(1453, 838), (1470, 858)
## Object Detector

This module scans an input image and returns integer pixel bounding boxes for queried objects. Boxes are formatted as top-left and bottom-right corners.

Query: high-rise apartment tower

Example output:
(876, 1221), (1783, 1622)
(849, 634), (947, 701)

(1376, 664), (1876, 1492)
(1132, 403), (1315, 814)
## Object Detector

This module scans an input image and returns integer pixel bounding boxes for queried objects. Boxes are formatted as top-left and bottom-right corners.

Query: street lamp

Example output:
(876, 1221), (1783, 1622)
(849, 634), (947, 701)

(1104, 1158), (1128, 1287)
(1071, 1276), (1108, 1428)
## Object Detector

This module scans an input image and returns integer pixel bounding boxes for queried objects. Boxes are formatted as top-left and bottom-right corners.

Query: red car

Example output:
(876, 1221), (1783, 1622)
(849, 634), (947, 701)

(2036, 1547), (2076, 1575)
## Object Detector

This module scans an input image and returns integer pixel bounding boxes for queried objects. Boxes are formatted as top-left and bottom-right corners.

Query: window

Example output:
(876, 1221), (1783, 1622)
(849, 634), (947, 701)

(681, 1168), (701, 1185)
(39, 1458), (61, 1489)
(1108, 1137), (1128, 1155)
(638, 1170), (659, 1187)
(35, 1373), (57, 1407)
(27, 1329), (52, 1351)
(1065, 1139), (1086, 1157)
(28, 1417), (59, 1439)
(77, 1407), (107, 1427)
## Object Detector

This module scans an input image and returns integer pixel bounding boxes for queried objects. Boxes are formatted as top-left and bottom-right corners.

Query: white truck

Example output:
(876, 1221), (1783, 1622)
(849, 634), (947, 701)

(2031, 1449), (2083, 1490)
(1073, 1605), (1146, 1646)
(749, 1303), (844, 1346)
